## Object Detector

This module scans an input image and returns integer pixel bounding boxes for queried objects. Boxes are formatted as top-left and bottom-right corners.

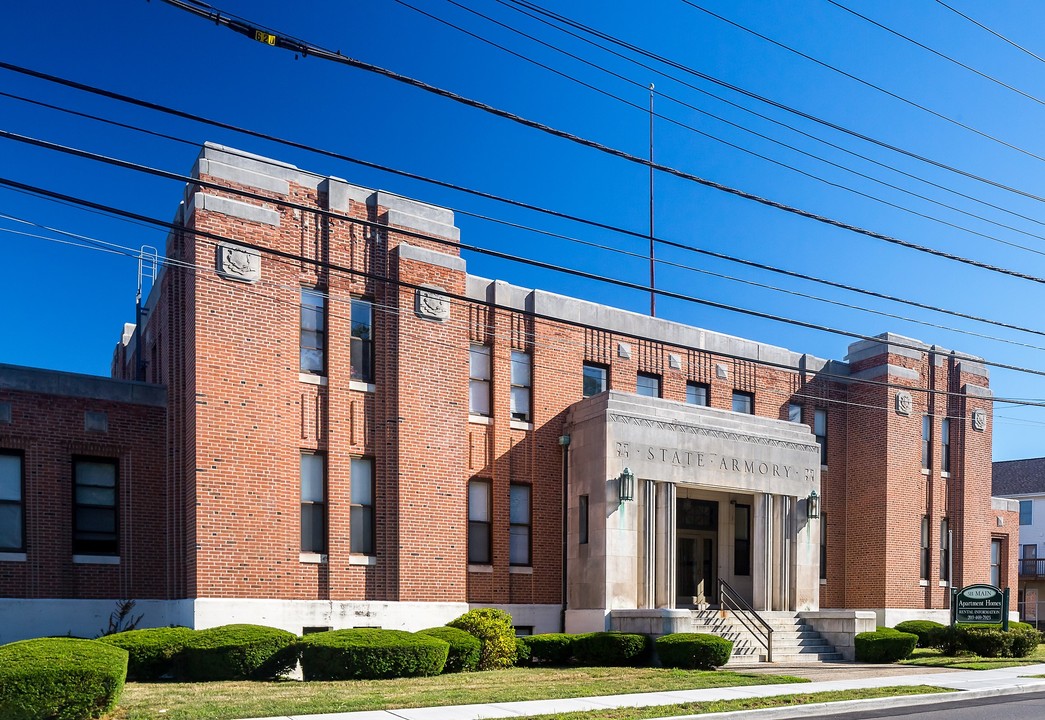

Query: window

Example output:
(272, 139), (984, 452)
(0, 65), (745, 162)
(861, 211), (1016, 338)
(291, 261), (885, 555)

(0, 451), (24, 552)
(300, 288), (325, 374)
(510, 484), (532, 565)
(820, 512), (827, 580)
(636, 372), (660, 398)
(991, 539), (1002, 587)
(941, 418), (950, 474)
(687, 382), (709, 406)
(814, 409), (827, 466)
(579, 494), (589, 545)
(734, 503), (751, 576)
(788, 402), (802, 423)
(1022, 544), (1037, 576)
(350, 458), (374, 555)
(582, 363), (607, 397)
(920, 515), (930, 581)
(301, 454), (325, 554)
(1020, 500), (1033, 526)
(468, 480), (491, 564)
(940, 518), (950, 582)
(469, 346), (491, 416)
(73, 458), (118, 556)
(921, 415), (931, 470)
(732, 391), (754, 414)
(510, 351), (532, 422)
(351, 299), (374, 383)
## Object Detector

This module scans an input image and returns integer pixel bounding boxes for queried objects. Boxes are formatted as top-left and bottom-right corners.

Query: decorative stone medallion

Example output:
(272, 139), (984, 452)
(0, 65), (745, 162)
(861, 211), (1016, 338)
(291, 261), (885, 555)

(217, 242), (261, 283)
(669, 354), (682, 370)
(416, 286), (450, 321)
(895, 390), (913, 416)
(617, 342), (631, 359)
(972, 409), (987, 432)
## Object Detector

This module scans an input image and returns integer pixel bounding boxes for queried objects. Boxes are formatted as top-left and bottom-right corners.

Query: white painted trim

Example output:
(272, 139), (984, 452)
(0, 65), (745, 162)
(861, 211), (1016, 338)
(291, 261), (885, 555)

(299, 373), (327, 386)
(349, 381), (376, 393)
(299, 553), (326, 564)
(72, 555), (120, 565)
(348, 555), (377, 566)
(0, 552), (26, 562)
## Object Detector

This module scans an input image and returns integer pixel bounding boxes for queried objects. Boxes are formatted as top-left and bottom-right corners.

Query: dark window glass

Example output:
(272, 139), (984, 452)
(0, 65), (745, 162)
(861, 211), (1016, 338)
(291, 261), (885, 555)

(687, 383), (709, 406)
(920, 516), (930, 581)
(510, 484), (531, 566)
(1020, 500), (1032, 526)
(940, 518), (950, 582)
(814, 409), (827, 466)
(941, 418), (950, 473)
(351, 300), (374, 383)
(579, 494), (589, 545)
(582, 364), (607, 397)
(510, 351), (532, 422)
(0, 452), (23, 552)
(350, 458), (374, 555)
(636, 372), (660, 398)
(820, 511), (828, 580)
(732, 391), (754, 414)
(468, 480), (491, 564)
(74, 458), (118, 555)
(301, 454), (325, 553)
(734, 504), (750, 576)
(922, 415), (931, 470)
(300, 289), (325, 374)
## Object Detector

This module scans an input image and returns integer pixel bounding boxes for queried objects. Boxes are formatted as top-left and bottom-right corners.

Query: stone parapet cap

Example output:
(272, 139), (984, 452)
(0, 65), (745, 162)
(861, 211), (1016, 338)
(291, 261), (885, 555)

(0, 363), (166, 407)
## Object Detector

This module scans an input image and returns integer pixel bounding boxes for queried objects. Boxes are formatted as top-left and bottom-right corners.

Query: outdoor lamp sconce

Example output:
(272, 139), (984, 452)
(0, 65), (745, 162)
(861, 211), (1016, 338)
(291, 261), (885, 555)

(807, 489), (820, 519)
(618, 467), (636, 503)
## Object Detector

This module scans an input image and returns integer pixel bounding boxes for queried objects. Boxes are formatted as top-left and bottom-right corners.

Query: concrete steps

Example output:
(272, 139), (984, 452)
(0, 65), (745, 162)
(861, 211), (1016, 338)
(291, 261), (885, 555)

(694, 610), (842, 664)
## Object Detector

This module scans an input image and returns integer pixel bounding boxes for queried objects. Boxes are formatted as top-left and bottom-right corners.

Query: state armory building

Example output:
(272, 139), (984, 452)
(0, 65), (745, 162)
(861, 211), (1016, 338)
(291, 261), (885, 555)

(0, 144), (1018, 650)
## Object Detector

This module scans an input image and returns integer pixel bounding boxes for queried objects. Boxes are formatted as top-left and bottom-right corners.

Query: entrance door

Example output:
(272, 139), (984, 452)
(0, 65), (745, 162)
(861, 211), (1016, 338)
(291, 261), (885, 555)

(677, 534), (716, 606)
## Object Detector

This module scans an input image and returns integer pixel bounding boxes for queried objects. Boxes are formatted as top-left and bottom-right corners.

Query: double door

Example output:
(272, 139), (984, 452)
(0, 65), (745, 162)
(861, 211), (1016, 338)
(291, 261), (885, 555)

(677, 533), (716, 606)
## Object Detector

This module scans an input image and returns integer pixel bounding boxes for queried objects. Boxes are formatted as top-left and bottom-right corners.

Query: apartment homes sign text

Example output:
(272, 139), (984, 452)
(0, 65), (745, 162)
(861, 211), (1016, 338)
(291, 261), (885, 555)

(952, 584), (1009, 630)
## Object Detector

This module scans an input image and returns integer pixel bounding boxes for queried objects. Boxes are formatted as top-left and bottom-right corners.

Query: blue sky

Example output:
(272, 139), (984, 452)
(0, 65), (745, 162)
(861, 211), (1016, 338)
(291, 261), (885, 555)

(3, 1), (1045, 460)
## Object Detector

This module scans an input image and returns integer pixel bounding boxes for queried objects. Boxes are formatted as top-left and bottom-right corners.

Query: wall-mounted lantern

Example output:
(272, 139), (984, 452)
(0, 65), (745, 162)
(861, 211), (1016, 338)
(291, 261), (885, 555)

(618, 467), (636, 503)
(807, 489), (820, 519)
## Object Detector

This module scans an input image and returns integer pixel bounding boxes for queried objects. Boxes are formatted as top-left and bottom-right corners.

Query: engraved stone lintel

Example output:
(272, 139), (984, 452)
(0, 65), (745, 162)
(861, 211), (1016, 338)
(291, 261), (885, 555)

(416, 286), (450, 321)
(972, 408), (987, 432)
(217, 242), (261, 283)
(668, 354), (682, 370)
(618, 343), (631, 359)
(895, 390), (913, 416)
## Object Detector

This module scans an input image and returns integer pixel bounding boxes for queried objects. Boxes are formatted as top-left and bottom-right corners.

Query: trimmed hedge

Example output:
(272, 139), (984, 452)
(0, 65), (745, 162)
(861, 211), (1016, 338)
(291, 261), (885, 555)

(181, 624), (298, 681)
(655, 633), (733, 670)
(98, 626), (197, 680)
(448, 608), (517, 670)
(300, 629), (449, 680)
(514, 636), (531, 666)
(416, 627), (480, 673)
(893, 620), (944, 649)
(574, 632), (651, 666)
(526, 633), (576, 665)
(855, 628), (917, 663)
(937, 623), (1043, 658)
(0, 637), (128, 720)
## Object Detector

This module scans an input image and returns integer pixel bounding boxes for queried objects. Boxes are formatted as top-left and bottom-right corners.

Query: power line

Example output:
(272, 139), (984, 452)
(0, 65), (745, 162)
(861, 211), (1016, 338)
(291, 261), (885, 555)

(933, 0), (1045, 65)
(152, 0), (1045, 286)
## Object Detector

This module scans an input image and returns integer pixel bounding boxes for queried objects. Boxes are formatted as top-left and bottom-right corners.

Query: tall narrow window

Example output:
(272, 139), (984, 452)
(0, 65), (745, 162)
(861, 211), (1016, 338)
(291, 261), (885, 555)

(687, 382), (709, 406)
(1020, 500), (1033, 525)
(469, 346), (491, 416)
(510, 351), (532, 422)
(582, 363), (607, 397)
(940, 418), (950, 474)
(921, 415), (931, 470)
(820, 512), (828, 580)
(350, 458), (374, 555)
(732, 391), (754, 414)
(788, 403), (802, 423)
(0, 451), (24, 552)
(300, 289), (325, 374)
(940, 518), (950, 582)
(579, 494), (589, 545)
(734, 504), (751, 576)
(814, 409), (827, 466)
(636, 372), (660, 398)
(301, 454), (325, 554)
(510, 484), (532, 566)
(468, 480), (491, 564)
(351, 299), (374, 383)
(991, 539), (1002, 587)
(920, 515), (930, 581)
(1023, 544), (1037, 577)
(73, 458), (118, 556)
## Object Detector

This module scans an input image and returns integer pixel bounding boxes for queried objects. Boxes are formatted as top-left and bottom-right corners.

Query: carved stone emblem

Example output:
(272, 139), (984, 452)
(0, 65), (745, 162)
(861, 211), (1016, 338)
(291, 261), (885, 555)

(617, 342), (631, 359)
(972, 409), (987, 432)
(668, 354), (682, 370)
(416, 287), (450, 321)
(895, 390), (913, 416)
(217, 242), (261, 283)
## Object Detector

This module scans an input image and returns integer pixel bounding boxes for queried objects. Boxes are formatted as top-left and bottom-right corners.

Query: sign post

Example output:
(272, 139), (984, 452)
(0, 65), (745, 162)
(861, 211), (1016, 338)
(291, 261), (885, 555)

(951, 584), (1009, 631)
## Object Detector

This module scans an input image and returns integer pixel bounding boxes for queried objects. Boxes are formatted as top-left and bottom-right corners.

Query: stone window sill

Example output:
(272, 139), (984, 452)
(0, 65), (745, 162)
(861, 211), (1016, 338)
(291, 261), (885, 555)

(820, 578), (827, 585)
(510, 420), (533, 431)
(468, 564), (493, 573)
(300, 552), (327, 564)
(921, 468), (930, 475)
(941, 472), (951, 478)
(509, 566), (533, 575)
(349, 381), (376, 393)
(939, 580), (950, 587)
(0, 552), (26, 562)
(73, 555), (120, 565)
(299, 373), (327, 386)
(349, 555), (377, 566)
(919, 579), (929, 586)
(468, 415), (492, 425)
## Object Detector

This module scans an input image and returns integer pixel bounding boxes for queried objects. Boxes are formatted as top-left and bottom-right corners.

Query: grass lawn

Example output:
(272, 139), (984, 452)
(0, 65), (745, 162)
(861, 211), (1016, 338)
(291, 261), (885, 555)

(901, 644), (1045, 670)
(112, 667), (809, 720)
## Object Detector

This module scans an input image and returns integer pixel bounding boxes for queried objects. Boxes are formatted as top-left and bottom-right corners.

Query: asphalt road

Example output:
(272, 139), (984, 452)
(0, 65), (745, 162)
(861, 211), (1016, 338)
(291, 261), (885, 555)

(823, 690), (1045, 719)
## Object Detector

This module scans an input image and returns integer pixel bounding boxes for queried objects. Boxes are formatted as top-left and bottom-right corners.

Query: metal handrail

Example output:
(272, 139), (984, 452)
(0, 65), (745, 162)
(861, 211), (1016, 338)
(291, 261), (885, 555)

(718, 579), (773, 663)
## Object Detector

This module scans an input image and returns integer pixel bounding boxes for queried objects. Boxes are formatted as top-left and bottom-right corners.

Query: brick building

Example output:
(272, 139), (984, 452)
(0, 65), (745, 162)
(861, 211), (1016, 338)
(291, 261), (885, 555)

(0, 143), (1019, 647)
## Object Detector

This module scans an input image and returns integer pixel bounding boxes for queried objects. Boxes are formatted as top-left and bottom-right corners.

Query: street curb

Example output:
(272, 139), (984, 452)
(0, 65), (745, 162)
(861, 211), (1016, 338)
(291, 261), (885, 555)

(655, 682), (1045, 720)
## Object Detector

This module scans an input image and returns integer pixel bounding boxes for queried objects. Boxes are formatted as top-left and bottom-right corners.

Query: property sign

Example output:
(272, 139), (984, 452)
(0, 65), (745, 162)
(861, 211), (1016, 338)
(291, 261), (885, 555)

(952, 584), (1009, 631)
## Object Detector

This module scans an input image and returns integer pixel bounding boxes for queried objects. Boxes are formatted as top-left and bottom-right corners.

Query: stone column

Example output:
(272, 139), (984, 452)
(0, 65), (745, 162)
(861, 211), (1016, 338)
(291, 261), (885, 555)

(655, 482), (676, 608)
(643, 479), (656, 609)
(752, 492), (771, 611)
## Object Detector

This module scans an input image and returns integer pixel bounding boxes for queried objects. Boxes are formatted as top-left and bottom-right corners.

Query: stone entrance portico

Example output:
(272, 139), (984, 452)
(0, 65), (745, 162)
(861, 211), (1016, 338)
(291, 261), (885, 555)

(564, 391), (822, 633)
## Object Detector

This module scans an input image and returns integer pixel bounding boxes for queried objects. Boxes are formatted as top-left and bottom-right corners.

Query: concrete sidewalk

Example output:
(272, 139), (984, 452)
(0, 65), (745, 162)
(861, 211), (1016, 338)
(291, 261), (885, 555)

(244, 663), (1045, 720)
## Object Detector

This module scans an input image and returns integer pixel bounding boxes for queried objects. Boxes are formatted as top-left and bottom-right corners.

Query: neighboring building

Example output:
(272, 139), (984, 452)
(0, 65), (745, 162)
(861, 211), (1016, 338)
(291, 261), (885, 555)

(993, 458), (1045, 627)
(0, 143), (1019, 646)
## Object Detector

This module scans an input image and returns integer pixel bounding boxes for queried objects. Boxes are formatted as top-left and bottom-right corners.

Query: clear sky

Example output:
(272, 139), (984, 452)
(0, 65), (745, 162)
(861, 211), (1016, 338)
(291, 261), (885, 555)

(3, 1), (1045, 460)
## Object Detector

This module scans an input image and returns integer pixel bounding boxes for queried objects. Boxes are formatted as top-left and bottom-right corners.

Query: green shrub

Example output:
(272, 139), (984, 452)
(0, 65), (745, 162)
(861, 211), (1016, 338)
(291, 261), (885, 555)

(935, 623), (1041, 658)
(300, 628), (448, 680)
(574, 632), (651, 666)
(98, 626), (197, 680)
(0, 637), (128, 720)
(893, 620), (944, 649)
(514, 636), (531, 666)
(855, 629), (917, 662)
(655, 633), (732, 669)
(416, 627), (480, 673)
(447, 609), (517, 670)
(526, 633), (576, 665)
(1009, 624), (1043, 657)
(181, 624), (298, 681)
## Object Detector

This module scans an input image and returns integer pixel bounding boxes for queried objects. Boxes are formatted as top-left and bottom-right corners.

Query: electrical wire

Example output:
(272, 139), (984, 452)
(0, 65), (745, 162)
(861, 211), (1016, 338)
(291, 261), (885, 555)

(933, 0), (1045, 65)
